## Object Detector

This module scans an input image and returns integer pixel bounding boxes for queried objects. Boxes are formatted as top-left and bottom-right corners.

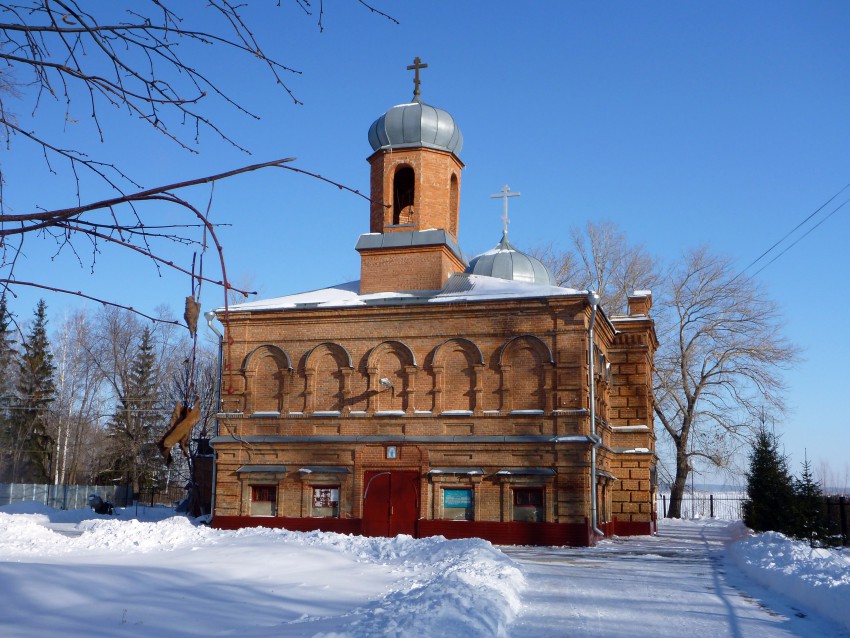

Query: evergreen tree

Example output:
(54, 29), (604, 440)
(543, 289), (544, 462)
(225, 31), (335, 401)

(742, 427), (796, 535)
(12, 300), (56, 482)
(793, 454), (827, 545)
(0, 296), (19, 480)
(104, 326), (164, 494)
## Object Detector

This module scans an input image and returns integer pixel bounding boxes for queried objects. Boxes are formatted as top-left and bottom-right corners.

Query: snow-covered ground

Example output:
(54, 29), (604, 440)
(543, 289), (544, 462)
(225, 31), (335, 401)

(0, 502), (847, 637)
(507, 519), (850, 637)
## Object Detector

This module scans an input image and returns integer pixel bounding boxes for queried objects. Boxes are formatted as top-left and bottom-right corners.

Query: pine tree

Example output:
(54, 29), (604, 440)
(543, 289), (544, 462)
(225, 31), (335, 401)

(105, 326), (164, 494)
(742, 427), (796, 535)
(793, 454), (827, 545)
(12, 300), (56, 482)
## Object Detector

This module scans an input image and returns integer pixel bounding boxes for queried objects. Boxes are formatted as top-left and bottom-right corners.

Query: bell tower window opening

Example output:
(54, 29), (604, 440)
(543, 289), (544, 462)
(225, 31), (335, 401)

(449, 173), (459, 236)
(393, 166), (416, 225)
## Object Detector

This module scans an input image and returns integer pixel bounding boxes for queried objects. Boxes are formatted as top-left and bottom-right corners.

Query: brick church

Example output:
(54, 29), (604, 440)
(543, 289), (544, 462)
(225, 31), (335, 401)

(210, 60), (658, 546)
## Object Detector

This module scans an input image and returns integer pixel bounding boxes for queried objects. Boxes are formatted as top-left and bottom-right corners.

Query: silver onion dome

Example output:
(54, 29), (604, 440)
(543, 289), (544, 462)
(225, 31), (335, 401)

(368, 99), (463, 155)
(465, 233), (555, 286)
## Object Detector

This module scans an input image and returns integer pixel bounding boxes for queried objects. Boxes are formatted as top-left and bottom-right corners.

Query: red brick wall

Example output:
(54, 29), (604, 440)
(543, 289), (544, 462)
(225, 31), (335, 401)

(359, 245), (465, 294)
(212, 296), (658, 543)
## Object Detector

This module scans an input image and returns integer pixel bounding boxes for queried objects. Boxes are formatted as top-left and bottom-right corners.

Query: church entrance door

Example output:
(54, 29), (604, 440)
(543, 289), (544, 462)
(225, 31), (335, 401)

(362, 470), (420, 537)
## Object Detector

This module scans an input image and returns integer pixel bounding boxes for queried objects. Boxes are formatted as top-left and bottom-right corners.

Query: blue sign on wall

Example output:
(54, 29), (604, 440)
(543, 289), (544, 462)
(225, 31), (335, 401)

(444, 489), (472, 508)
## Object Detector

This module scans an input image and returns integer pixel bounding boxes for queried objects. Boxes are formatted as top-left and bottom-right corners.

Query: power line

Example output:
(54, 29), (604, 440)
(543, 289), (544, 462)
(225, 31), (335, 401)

(731, 180), (850, 283)
(749, 196), (850, 279)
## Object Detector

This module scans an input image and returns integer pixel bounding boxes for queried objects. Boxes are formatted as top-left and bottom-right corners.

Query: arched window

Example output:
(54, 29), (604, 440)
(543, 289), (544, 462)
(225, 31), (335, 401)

(393, 166), (415, 225)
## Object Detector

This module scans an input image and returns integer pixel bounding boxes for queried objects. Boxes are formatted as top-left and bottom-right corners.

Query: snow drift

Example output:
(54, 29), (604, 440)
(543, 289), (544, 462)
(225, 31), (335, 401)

(0, 502), (524, 637)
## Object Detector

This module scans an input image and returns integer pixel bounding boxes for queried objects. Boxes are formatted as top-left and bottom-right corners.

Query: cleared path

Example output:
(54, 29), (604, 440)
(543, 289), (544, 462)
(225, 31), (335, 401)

(504, 520), (848, 638)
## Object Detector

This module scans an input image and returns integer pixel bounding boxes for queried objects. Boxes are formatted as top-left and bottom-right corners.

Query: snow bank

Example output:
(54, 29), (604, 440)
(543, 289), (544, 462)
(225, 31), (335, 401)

(728, 531), (850, 631)
(0, 506), (524, 638)
(224, 527), (526, 635)
(333, 537), (525, 638)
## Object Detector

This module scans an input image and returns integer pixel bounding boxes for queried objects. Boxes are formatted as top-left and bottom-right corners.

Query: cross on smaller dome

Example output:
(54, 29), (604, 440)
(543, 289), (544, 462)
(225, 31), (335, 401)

(406, 56), (428, 102)
(490, 185), (520, 237)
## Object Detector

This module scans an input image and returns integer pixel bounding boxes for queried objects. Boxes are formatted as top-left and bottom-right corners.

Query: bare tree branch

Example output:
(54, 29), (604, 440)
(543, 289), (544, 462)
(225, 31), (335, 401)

(533, 220), (659, 314)
(654, 246), (800, 517)
(0, 3), (396, 319)
(0, 278), (181, 325)
(0, 158), (295, 229)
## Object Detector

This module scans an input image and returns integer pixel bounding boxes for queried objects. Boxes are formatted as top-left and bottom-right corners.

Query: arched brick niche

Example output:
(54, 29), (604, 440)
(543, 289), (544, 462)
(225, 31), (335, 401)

(366, 340), (417, 413)
(498, 335), (554, 413)
(304, 342), (354, 414)
(242, 345), (292, 414)
(432, 338), (484, 414)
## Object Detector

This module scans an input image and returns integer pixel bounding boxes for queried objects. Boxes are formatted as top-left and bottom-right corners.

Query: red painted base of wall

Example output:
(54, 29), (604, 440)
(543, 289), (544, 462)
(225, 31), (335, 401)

(213, 516), (622, 546)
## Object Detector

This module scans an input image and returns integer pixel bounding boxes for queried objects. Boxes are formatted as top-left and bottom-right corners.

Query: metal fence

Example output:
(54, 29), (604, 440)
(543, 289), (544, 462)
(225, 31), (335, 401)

(0, 482), (134, 510)
(657, 492), (745, 520)
(136, 485), (187, 509)
(0, 482), (186, 510)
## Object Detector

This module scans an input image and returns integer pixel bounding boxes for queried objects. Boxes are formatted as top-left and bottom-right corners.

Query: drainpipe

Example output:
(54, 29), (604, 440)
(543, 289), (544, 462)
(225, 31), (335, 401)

(204, 310), (224, 522)
(587, 291), (605, 539)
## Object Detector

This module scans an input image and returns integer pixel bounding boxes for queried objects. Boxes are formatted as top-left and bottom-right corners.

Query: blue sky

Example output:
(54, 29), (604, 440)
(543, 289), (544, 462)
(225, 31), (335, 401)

(5, 2), (849, 484)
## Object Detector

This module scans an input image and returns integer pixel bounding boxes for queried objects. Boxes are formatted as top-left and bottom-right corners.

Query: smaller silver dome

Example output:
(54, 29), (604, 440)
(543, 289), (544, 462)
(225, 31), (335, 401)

(368, 100), (463, 155)
(465, 233), (555, 286)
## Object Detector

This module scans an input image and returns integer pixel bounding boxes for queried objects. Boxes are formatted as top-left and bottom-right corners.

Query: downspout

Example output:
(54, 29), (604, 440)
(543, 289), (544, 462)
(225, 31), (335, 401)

(204, 310), (224, 522)
(587, 291), (605, 539)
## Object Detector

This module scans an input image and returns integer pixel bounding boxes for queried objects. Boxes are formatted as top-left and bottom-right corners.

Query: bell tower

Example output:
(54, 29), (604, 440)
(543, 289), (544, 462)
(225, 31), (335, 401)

(357, 58), (467, 294)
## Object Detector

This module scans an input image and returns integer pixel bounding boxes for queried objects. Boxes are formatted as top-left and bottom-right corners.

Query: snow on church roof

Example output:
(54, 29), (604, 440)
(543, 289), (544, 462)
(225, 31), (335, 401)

(221, 273), (585, 313)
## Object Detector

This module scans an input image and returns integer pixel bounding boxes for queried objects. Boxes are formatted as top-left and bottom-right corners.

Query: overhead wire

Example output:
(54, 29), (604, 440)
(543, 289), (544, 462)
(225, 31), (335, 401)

(749, 196), (850, 279)
(731, 180), (850, 283)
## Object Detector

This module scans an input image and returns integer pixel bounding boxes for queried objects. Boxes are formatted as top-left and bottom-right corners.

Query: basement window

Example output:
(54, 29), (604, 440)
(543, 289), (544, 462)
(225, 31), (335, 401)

(311, 486), (340, 518)
(250, 484), (277, 517)
(442, 488), (474, 521)
(512, 488), (544, 522)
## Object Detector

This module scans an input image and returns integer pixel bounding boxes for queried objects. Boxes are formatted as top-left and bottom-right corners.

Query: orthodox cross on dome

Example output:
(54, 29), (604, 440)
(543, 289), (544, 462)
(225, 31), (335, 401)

(491, 184), (520, 236)
(407, 56), (428, 101)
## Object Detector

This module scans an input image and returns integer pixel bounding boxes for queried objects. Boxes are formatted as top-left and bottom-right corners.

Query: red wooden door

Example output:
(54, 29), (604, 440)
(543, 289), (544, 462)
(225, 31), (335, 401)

(362, 470), (419, 537)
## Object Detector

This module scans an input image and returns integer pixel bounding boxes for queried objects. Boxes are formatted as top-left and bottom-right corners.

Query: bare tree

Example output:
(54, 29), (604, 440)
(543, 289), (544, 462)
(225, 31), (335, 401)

(816, 459), (850, 495)
(654, 246), (799, 517)
(534, 220), (659, 314)
(50, 309), (108, 484)
(0, 2), (392, 321)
